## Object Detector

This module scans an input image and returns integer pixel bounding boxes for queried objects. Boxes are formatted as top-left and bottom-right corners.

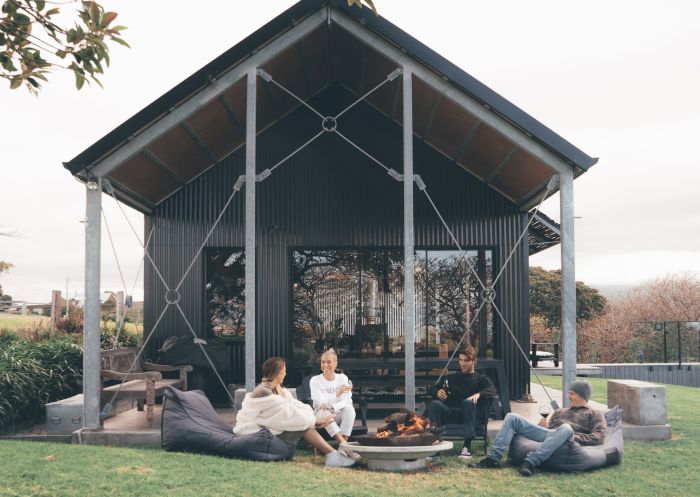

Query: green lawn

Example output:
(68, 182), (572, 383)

(0, 378), (697, 497)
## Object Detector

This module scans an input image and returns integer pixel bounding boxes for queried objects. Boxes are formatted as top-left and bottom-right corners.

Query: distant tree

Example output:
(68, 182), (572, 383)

(578, 272), (700, 363)
(1, 1), (128, 93)
(0, 260), (12, 298)
(529, 266), (607, 329)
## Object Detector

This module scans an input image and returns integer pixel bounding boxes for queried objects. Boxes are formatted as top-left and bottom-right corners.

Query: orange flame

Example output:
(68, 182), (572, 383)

(375, 412), (431, 438)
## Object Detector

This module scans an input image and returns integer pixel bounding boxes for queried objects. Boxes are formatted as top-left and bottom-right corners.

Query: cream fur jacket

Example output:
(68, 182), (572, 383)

(233, 386), (315, 436)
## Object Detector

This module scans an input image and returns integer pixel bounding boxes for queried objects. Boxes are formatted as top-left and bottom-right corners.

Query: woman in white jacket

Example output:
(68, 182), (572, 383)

(234, 356), (356, 467)
(309, 349), (356, 444)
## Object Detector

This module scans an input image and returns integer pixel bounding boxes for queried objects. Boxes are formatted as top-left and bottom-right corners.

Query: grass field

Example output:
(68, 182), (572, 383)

(0, 313), (51, 331)
(0, 377), (697, 497)
(0, 313), (140, 335)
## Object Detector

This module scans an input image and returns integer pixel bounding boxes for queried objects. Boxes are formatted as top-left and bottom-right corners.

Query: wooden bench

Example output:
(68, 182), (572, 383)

(100, 347), (192, 426)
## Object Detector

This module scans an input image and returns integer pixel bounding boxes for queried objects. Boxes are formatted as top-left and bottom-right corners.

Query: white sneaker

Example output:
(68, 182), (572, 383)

(457, 447), (472, 460)
(325, 450), (356, 467)
(338, 446), (362, 461)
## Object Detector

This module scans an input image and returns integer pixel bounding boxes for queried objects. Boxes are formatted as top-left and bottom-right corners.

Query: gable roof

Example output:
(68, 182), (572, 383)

(63, 0), (597, 214)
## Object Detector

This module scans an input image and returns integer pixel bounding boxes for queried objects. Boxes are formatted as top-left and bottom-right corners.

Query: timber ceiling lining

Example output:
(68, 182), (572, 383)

(149, 126), (212, 182)
(186, 98), (244, 160)
(298, 26), (331, 96)
(96, 22), (568, 210)
(362, 39), (400, 117)
(109, 153), (182, 204)
(425, 96), (479, 159)
(459, 124), (514, 180)
(334, 26), (364, 95)
(491, 150), (555, 201)
(411, 76), (439, 139)
(262, 45), (308, 107)
(255, 78), (278, 132)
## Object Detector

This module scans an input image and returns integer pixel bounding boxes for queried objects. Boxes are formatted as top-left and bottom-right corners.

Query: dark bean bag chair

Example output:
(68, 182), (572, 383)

(508, 406), (624, 472)
(161, 387), (294, 461)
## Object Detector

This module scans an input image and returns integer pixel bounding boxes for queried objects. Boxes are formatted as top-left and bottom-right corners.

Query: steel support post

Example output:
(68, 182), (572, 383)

(559, 169), (576, 405)
(84, 178), (102, 428)
(402, 67), (416, 411)
(245, 68), (257, 392)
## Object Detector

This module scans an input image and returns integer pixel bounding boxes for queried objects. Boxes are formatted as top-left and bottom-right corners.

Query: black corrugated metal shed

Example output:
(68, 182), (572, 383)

(64, 0), (596, 400)
(63, 0), (596, 213)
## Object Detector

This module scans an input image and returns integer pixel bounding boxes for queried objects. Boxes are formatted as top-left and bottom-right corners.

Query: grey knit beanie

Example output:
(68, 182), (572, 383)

(569, 380), (592, 401)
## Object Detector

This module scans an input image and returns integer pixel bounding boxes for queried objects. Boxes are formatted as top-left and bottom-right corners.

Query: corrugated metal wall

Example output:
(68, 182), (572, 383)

(144, 85), (531, 399)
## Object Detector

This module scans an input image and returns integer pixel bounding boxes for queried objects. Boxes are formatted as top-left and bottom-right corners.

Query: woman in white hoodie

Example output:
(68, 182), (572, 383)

(309, 349), (356, 444)
(234, 356), (356, 467)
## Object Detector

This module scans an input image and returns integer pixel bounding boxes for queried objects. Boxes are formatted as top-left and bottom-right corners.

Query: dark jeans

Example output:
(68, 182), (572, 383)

(426, 399), (478, 444)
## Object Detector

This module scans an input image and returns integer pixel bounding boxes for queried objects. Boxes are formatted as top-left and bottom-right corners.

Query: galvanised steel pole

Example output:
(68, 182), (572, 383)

(83, 178), (102, 428)
(245, 68), (257, 392)
(559, 168), (576, 406)
(402, 66), (416, 412)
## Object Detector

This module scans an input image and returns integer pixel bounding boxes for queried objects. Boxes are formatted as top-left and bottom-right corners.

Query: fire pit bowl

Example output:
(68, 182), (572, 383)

(349, 433), (439, 447)
(340, 441), (453, 472)
(343, 410), (452, 471)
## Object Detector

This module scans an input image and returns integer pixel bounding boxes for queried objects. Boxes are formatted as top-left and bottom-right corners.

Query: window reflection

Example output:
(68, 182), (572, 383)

(291, 248), (493, 367)
(205, 249), (245, 337)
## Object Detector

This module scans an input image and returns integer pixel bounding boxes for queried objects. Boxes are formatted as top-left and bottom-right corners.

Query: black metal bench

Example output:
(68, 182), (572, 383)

(530, 343), (560, 367)
(337, 358), (511, 419)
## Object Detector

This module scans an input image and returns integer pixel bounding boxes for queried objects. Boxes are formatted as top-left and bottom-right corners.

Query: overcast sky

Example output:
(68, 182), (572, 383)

(1, 0), (699, 303)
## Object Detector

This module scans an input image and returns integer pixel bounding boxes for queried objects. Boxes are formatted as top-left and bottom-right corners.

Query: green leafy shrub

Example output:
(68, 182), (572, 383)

(55, 306), (84, 334)
(0, 336), (83, 431)
(100, 326), (139, 349)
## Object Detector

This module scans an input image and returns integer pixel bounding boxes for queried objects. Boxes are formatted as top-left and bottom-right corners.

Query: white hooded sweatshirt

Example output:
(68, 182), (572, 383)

(233, 385), (315, 436)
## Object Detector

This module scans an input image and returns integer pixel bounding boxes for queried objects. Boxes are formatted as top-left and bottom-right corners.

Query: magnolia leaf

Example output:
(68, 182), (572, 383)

(346, 0), (378, 16)
(45, 8), (60, 17)
(109, 36), (130, 48)
(9, 77), (23, 89)
(101, 12), (118, 28)
(362, 0), (378, 16)
(74, 70), (85, 90)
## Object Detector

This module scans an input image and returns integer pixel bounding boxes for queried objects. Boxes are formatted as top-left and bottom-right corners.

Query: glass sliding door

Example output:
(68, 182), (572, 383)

(290, 247), (493, 368)
(205, 249), (245, 337)
(417, 249), (494, 358)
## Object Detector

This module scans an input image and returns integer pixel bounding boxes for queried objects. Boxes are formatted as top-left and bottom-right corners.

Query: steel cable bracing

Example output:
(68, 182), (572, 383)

(259, 67), (401, 177)
(117, 228), (153, 348)
(101, 207), (129, 346)
(421, 175), (560, 407)
(99, 178), (247, 415)
(101, 206), (155, 349)
(97, 66), (401, 416)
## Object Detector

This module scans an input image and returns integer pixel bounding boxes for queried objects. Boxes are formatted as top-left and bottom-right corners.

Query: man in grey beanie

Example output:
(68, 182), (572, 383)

(470, 380), (606, 476)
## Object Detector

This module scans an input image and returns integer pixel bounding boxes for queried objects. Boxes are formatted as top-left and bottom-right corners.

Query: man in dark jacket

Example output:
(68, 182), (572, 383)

(470, 380), (606, 476)
(425, 346), (496, 459)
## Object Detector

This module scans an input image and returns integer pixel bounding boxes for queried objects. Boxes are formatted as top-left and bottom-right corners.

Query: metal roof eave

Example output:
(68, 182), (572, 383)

(63, 0), (329, 176)
(63, 0), (597, 200)
(331, 0), (598, 171)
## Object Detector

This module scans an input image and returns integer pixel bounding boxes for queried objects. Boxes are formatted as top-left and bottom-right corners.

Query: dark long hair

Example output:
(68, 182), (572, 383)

(261, 356), (286, 381)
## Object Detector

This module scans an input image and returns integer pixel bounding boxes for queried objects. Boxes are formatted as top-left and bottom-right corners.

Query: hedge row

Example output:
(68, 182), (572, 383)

(0, 328), (141, 431)
(0, 336), (83, 431)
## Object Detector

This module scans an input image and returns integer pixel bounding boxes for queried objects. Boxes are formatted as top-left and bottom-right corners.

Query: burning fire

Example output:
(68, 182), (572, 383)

(376, 412), (430, 438)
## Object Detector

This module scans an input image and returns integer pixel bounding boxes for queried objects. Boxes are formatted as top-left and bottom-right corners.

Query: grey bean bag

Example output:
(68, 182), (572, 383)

(161, 387), (295, 461)
(508, 406), (624, 472)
